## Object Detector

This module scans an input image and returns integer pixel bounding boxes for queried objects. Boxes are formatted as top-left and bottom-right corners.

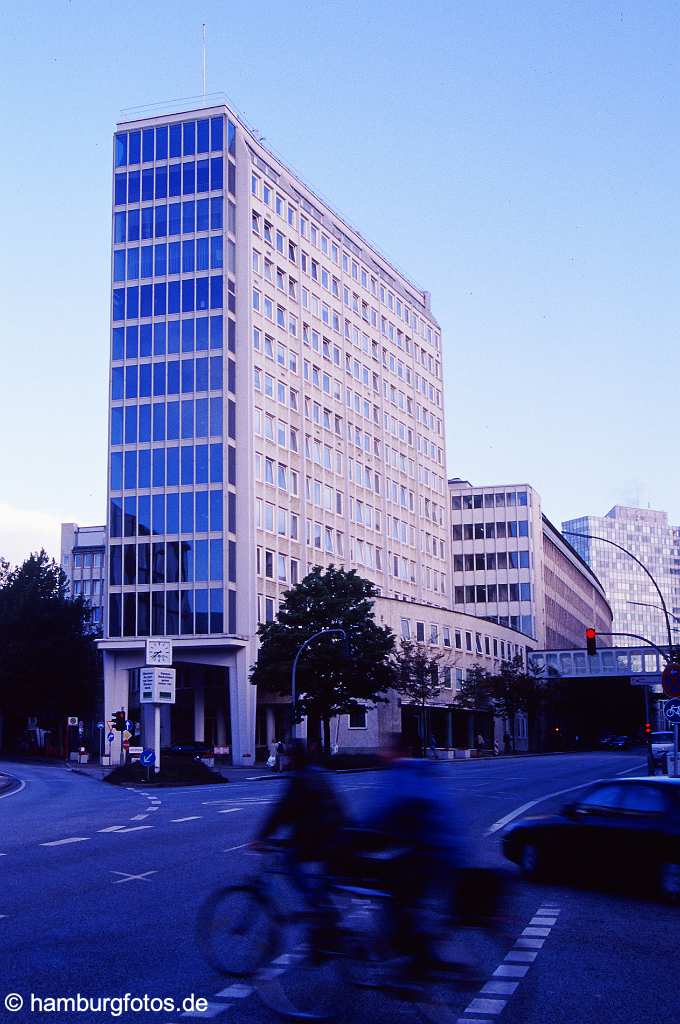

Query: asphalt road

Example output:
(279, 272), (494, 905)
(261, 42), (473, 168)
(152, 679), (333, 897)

(0, 752), (676, 1024)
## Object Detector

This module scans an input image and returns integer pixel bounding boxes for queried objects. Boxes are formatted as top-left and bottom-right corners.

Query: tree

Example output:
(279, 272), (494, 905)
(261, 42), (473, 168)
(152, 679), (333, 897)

(250, 565), (396, 754)
(0, 550), (99, 751)
(393, 638), (446, 756)
(455, 655), (546, 751)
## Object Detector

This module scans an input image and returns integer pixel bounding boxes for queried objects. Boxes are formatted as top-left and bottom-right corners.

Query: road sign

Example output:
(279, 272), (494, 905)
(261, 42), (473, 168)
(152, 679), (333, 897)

(67, 716), (78, 726)
(140, 748), (156, 766)
(107, 731), (115, 744)
(122, 730), (132, 741)
(139, 667), (176, 704)
(122, 740), (129, 751)
(125, 719), (132, 730)
(662, 664), (680, 698)
(128, 746), (143, 755)
(664, 699), (680, 721)
(97, 722), (105, 730)
(630, 675), (662, 687)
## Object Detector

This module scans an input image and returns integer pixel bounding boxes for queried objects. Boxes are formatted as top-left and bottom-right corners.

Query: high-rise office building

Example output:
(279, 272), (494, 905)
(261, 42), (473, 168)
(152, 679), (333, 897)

(563, 506), (677, 649)
(101, 97), (449, 763)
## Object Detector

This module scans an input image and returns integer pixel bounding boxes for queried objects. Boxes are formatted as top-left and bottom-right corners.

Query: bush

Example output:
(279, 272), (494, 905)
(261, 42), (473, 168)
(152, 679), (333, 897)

(105, 756), (228, 787)
(326, 752), (384, 771)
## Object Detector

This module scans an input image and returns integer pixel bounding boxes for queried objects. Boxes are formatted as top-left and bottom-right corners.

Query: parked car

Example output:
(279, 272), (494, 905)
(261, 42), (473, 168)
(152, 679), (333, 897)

(650, 731), (675, 771)
(502, 777), (680, 902)
(160, 742), (213, 761)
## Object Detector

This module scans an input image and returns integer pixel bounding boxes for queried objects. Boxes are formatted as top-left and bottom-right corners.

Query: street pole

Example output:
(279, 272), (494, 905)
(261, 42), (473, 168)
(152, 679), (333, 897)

(154, 704), (161, 774)
(290, 628), (347, 742)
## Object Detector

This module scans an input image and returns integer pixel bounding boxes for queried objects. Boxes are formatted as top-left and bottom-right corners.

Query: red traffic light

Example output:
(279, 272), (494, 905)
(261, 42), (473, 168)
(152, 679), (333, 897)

(585, 628), (597, 656)
(645, 722), (652, 735)
(113, 711), (125, 732)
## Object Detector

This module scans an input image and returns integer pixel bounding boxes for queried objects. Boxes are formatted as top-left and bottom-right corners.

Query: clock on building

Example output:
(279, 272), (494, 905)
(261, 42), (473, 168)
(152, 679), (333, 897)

(145, 640), (173, 667)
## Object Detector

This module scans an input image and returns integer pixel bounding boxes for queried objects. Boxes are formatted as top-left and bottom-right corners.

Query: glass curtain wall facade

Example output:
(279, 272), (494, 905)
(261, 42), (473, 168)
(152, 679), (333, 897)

(107, 114), (238, 641)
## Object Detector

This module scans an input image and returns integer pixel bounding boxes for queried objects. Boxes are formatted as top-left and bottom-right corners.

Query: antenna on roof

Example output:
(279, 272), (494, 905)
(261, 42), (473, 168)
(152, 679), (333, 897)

(202, 24), (207, 100)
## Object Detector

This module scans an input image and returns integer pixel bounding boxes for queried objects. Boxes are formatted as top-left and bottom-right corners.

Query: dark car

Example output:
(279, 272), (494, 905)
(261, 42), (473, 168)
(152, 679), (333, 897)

(160, 742), (212, 761)
(502, 777), (680, 903)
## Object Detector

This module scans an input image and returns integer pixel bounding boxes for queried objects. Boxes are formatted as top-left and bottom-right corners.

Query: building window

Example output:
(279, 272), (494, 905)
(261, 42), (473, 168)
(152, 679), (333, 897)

(400, 618), (410, 639)
(348, 707), (367, 729)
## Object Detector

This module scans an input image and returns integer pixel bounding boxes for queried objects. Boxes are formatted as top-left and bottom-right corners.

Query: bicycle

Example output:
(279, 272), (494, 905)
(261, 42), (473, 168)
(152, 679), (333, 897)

(197, 838), (509, 1022)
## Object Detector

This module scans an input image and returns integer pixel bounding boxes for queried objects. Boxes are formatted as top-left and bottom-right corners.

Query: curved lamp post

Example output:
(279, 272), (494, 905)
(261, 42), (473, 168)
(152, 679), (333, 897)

(290, 628), (348, 741)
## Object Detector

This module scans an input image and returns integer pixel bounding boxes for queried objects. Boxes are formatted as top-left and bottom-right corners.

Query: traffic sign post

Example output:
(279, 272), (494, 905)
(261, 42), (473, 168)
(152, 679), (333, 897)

(662, 664), (680, 698)
(664, 700), (680, 778)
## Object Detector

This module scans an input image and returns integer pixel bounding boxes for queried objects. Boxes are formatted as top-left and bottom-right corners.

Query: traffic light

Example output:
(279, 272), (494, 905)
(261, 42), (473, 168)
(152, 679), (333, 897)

(585, 628), (597, 657)
(645, 722), (652, 736)
(113, 711), (125, 732)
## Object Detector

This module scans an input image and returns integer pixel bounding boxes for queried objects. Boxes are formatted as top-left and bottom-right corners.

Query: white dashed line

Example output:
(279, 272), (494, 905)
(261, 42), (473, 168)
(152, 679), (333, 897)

(223, 843), (250, 853)
(171, 816), (202, 823)
(111, 871), (157, 884)
(464, 997), (507, 1015)
(111, 825), (153, 834)
(218, 807), (242, 814)
(130, 813), (149, 821)
(522, 926), (551, 937)
(98, 826), (126, 833)
(493, 964), (530, 978)
(41, 837), (90, 847)
(505, 950), (538, 963)
(181, 1002), (230, 1018)
(214, 983), (253, 999)
(481, 980), (519, 996)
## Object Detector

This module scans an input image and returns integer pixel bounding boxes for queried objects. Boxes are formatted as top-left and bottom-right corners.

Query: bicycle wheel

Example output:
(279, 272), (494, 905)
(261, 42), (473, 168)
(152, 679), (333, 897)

(197, 883), (279, 978)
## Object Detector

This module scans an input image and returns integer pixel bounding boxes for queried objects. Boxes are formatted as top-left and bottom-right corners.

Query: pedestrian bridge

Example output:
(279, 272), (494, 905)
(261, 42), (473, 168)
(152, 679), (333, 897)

(529, 645), (668, 681)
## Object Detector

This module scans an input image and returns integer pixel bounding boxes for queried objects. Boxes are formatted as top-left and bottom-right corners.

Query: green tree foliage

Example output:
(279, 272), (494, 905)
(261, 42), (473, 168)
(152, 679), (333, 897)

(250, 565), (396, 753)
(0, 550), (99, 749)
(455, 655), (546, 751)
(393, 638), (446, 755)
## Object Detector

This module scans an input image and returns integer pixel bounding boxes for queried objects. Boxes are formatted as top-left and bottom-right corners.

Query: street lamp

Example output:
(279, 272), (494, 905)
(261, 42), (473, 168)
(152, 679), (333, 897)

(290, 628), (348, 741)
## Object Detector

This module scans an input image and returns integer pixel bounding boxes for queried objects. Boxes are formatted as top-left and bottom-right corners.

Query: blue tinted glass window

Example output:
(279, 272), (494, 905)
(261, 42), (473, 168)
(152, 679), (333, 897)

(112, 327), (124, 360)
(196, 317), (209, 350)
(170, 123), (181, 157)
(152, 402), (165, 440)
(110, 499), (123, 539)
(209, 355), (222, 390)
(168, 202), (181, 235)
(227, 121), (235, 154)
(140, 245), (152, 277)
(111, 451), (122, 490)
(125, 325), (138, 358)
(167, 360), (180, 394)
(210, 197), (222, 230)
(181, 399), (194, 438)
(227, 400), (235, 439)
(152, 494), (165, 535)
(195, 588), (208, 630)
(167, 493), (179, 533)
(155, 165), (167, 199)
(168, 320), (180, 353)
(518, 521), (529, 537)
(210, 398), (222, 436)
(169, 163), (181, 197)
(182, 318), (194, 352)
(182, 278), (195, 312)
(112, 288), (124, 319)
(181, 358), (194, 393)
(210, 276), (222, 309)
(167, 446), (179, 485)
(183, 120), (195, 155)
(180, 545), (193, 584)
(196, 237), (209, 271)
(196, 491), (209, 532)
(227, 358), (235, 391)
(111, 365), (124, 398)
(126, 286), (139, 319)
(127, 247), (139, 279)
(125, 364), (138, 399)
(115, 132), (127, 167)
(197, 118), (209, 153)
(210, 236), (223, 269)
(210, 490), (222, 531)
(114, 173), (126, 205)
(142, 167), (154, 201)
(140, 284), (152, 317)
(519, 550), (530, 568)
(210, 315), (223, 348)
(196, 277), (209, 311)
(111, 408), (123, 445)
(182, 200), (195, 233)
(181, 492), (193, 533)
(197, 198), (209, 231)
(181, 445), (193, 484)
(140, 324), (152, 356)
(138, 495), (151, 536)
(127, 170), (140, 203)
(227, 445), (235, 485)
(196, 444), (208, 483)
(128, 130), (141, 164)
(210, 539), (223, 580)
(228, 492), (235, 532)
(141, 207), (153, 239)
(154, 205), (167, 238)
(168, 281), (180, 314)
(154, 323), (166, 355)
(195, 398), (208, 437)
(142, 127), (154, 162)
(156, 125), (168, 160)
(139, 363), (151, 397)
(109, 592), (121, 636)
(210, 157), (223, 191)
(210, 588), (223, 633)
(152, 447), (165, 485)
(153, 362), (165, 396)
(110, 546), (122, 586)
(167, 401), (179, 439)
(210, 443), (222, 482)
(180, 590), (193, 634)
(197, 159), (209, 193)
(196, 357), (208, 391)
(227, 318), (235, 353)
(154, 243), (166, 276)
(182, 239), (194, 273)
(124, 451), (137, 490)
(138, 448), (151, 487)
(183, 162), (195, 195)
(113, 250), (126, 281)
(124, 405), (137, 444)
(127, 208), (140, 241)
(153, 282), (166, 316)
(114, 211), (126, 242)
(228, 162), (235, 195)
(210, 116), (223, 151)
(168, 242), (181, 274)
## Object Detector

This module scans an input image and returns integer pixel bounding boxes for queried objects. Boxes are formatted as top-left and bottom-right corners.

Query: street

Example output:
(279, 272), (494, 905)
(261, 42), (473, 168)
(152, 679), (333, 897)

(0, 752), (676, 1024)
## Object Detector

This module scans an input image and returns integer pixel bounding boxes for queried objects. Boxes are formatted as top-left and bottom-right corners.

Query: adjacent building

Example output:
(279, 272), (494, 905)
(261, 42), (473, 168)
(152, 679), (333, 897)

(60, 523), (106, 628)
(102, 97), (449, 763)
(563, 506), (677, 649)
(449, 480), (612, 649)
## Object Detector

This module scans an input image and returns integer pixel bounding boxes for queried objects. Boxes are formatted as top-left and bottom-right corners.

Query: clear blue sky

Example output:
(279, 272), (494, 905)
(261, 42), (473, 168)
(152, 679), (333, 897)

(1, 0), (678, 564)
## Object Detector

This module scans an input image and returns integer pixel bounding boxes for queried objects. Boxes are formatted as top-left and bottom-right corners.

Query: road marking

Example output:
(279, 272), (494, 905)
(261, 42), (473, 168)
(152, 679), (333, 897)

(98, 826), (126, 833)
(515, 937), (545, 949)
(0, 779), (26, 800)
(481, 980), (519, 996)
(218, 808), (242, 814)
(111, 825), (153, 833)
(485, 779), (606, 834)
(41, 837), (90, 847)
(223, 843), (250, 853)
(531, 916), (557, 925)
(147, 806), (159, 812)
(171, 816), (202, 822)
(493, 965), (530, 978)
(505, 950), (538, 962)
(111, 870), (157, 884)
(130, 814), (148, 821)
(214, 983), (253, 999)
(616, 763), (647, 776)
(181, 1002), (230, 1018)
(464, 997), (506, 1015)
(522, 926), (551, 937)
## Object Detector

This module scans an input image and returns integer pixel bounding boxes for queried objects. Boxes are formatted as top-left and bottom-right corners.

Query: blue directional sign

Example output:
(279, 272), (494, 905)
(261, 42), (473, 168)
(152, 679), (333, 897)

(107, 731), (115, 744)
(664, 699), (680, 721)
(97, 722), (105, 730)
(125, 719), (133, 731)
(140, 748), (156, 766)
